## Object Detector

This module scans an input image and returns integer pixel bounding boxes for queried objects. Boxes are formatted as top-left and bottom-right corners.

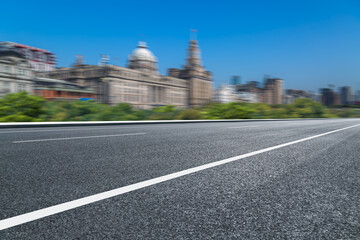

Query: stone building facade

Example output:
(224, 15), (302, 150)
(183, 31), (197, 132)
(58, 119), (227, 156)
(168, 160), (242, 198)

(168, 40), (213, 107)
(0, 49), (34, 98)
(42, 64), (188, 109)
(41, 40), (213, 109)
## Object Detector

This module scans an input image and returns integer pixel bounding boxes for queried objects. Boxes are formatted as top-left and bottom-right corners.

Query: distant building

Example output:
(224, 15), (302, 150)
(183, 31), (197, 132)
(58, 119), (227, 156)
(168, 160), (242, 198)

(0, 47), (34, 97)
(231, 81), (262, 103)
(234, 81), (260, 92)
(235, 92), (259, 103)
(355, 90), (360, 101)
(42, 38), (213, 109)
(283, 94), (295, 104)
(229, 78), (283, 104)
(320, 88), (340, 106)
(0, 42), (56, 72)
(0, 44), (96, 101)
(339, 86), (354, 105)
(168, 39), (213, 107)
(284, 89), (312, 104)
(354, 90), (360, 105)
(230, 76), (241, 85)
(263, 78), (283, 104)
(309, 91), (322, 103)
(213, 85), (237, 103)
(41, 41), (191, 108)
(34, 77), (96, 101)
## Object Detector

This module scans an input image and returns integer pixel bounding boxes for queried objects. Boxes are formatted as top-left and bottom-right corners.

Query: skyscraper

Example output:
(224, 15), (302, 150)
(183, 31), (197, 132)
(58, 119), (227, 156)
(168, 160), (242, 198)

(263, 78), (283, 104)
(339, 86), (354, 105)
(320, 88), (340, 106)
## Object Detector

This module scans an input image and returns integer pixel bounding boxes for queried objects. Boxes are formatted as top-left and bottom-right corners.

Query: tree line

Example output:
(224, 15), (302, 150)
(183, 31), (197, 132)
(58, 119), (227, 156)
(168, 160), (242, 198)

(0, 92), (359, 122)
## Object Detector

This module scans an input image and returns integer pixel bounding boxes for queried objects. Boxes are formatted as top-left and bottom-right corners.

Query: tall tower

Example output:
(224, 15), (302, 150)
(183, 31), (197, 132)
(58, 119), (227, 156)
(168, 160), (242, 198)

(166, 31), (213, 107)
(186, 40), (202, 70)
(183, 33), (213, 107)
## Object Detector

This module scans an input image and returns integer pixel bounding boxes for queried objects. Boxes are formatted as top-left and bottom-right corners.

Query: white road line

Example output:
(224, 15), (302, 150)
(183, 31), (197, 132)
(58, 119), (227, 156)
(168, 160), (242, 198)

(0, 126), (140, 134)
(228, 125), (259, 129)
(1, 123), (359, 230)
(13, 133), (147, 143)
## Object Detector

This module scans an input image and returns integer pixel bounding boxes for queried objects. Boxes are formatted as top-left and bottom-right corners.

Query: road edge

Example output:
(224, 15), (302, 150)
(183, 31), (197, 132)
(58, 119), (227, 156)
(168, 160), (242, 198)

(0, 118), (339, 128)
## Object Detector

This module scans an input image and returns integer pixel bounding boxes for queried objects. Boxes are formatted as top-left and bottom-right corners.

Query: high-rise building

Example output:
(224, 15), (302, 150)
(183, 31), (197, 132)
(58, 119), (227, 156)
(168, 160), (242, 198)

(339, 86), (354, 105)
(320, 88), (340, 106)
(263, 78), (283, 104)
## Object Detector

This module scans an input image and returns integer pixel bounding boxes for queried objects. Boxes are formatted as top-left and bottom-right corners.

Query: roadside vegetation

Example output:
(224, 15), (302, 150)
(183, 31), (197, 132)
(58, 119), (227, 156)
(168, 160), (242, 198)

(0, 92), (359, 122)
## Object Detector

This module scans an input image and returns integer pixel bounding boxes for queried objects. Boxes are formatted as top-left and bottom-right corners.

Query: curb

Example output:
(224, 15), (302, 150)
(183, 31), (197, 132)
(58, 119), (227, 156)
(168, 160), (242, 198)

(0, 118), (332, 128)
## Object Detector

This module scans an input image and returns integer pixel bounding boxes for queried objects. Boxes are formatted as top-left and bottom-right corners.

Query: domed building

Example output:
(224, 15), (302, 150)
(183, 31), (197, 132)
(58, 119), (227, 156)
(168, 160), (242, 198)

(128, 42), (158, 74)
(41, 38), (213, 109)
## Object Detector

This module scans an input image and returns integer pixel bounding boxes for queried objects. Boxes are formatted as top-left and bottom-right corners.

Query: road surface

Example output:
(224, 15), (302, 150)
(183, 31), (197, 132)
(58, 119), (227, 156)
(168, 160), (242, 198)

(1, 119), (360, 239)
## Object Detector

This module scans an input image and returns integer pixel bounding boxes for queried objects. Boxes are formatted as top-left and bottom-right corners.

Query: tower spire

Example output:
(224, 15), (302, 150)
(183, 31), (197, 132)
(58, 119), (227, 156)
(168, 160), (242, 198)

(186, 33), (202, 68)
(190, 29), (198, 41)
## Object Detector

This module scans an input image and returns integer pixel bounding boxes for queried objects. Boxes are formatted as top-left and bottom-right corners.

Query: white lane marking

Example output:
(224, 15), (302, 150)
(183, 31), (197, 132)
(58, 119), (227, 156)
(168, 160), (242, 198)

(13, 133), (147, 143)
(1, 123), (359, 230)
(228, 125), (259, 129)
(0, 126), (140, 134)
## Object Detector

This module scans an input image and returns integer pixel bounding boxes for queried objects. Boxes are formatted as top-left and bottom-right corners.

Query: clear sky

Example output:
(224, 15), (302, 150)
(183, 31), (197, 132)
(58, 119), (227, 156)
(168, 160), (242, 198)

(1, 0), (360, 92)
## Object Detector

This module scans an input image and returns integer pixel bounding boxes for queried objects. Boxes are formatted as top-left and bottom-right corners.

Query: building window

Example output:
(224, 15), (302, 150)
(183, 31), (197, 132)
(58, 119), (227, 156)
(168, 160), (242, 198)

(17, 68), (25, 76)
(4, 66), (11, 74)
(18, 83), (26, 92)
(2, 82), (10, 93)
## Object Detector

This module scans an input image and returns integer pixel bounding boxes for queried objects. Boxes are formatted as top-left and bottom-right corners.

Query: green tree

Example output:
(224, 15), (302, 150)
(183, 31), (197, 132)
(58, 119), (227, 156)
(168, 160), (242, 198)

(148, 105), (179, 120)
(251, 103), (273, 119)
(0, 92), (45, 122)
(290, 98), (328, 118)
(176, 109), (202, 120)
(202, 102), (255, 119)
(96, 103), (147, 121)
(41, 100), (106, 121)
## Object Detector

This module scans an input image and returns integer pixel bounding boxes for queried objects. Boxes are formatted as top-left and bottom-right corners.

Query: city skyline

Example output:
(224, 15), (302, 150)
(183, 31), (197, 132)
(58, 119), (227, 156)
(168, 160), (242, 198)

(2, 0), (360, 92)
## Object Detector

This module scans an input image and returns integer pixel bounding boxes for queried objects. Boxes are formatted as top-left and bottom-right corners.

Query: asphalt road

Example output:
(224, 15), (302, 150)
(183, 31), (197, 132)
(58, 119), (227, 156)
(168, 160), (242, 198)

(1, 119), (360, 239)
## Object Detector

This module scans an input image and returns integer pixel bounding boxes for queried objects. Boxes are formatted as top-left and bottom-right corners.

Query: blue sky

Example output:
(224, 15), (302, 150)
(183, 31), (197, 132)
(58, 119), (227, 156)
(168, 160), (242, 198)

(1, 0), (360, 92)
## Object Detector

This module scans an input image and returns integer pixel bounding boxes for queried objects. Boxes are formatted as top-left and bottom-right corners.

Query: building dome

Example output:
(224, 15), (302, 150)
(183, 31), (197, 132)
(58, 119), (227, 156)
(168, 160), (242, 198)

(128, 42), (158, 73)
(129, 42), (157, 62)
